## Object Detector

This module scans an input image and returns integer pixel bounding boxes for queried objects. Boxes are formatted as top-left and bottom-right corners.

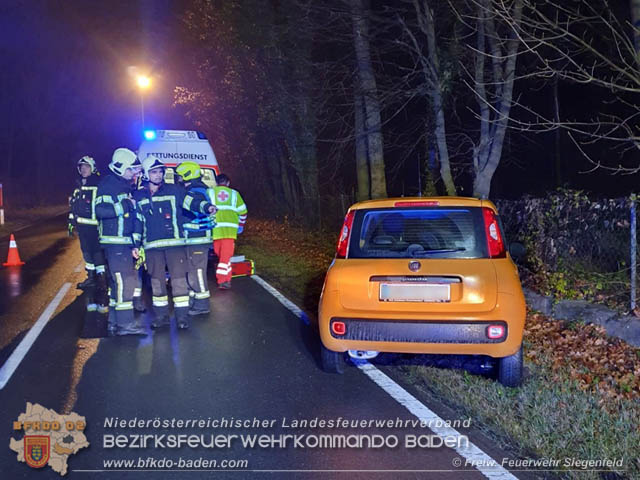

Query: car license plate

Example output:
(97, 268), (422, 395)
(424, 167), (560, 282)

(379, 283), (450, 302)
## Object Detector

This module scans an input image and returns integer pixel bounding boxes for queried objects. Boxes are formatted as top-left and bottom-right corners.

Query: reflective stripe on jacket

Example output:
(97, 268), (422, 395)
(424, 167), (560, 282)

(94, 174), (137, 245)
(212, 186), (247, 240)
(182, 180), (215, 245)
(134, 182), (211, 250)
(70, 174), (100, 226)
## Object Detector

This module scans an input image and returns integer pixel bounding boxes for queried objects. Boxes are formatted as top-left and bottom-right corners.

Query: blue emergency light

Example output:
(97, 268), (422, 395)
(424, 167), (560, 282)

(144, 130), (156, 140)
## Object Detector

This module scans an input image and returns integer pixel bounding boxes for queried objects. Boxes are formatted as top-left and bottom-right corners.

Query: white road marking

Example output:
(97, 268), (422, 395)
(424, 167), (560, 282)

(357, 363), (517, 479)
(74, 262), (84, 273)
(0, 282), (72, 390)
(250, 274), (518, 480)
(251, 275), (310, 325)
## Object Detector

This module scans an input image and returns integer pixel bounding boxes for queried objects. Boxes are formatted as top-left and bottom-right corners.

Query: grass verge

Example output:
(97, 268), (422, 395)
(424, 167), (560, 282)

(238, 218), (640, 479)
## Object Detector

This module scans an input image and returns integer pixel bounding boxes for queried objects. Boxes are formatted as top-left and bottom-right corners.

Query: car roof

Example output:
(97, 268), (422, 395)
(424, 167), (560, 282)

(349, 196), (498, 212)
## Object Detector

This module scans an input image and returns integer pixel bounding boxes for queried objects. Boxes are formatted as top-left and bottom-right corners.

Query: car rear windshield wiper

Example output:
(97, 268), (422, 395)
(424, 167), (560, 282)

(411, 248), (466, 257)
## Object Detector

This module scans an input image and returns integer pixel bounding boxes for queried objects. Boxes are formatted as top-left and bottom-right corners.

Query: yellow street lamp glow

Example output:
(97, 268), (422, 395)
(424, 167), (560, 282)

(136, 75), (151, 89)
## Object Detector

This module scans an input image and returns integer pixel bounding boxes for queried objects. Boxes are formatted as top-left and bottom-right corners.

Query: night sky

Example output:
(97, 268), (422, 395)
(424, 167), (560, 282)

(1, 0), (639, 208)
(0, 0), (182, 204)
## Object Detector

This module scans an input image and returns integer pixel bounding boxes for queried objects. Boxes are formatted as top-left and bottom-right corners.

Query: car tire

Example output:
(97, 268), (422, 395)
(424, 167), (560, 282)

(497, 344), (523, 387)
(321, 344), (345, 374)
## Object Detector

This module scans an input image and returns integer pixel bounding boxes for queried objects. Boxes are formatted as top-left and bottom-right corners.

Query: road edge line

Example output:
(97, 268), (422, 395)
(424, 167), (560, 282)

(356, 363), (517, 479)
(250, 274), (518, 480)
(251, 275), (310, 325)
(0, 282), (72, 390)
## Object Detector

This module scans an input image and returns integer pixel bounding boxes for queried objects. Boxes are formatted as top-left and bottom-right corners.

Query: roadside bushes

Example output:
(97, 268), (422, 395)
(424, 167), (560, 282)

(496, 189), (633, 308)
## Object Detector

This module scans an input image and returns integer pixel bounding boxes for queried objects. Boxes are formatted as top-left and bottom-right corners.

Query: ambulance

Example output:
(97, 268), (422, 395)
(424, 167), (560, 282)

(137, 129), (219, 187)
(138, 129), (254, 278)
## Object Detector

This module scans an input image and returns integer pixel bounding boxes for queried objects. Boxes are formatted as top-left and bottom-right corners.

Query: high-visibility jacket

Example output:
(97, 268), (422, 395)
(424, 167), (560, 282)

(69, 174), (100, 226)
(211, 186), (247, 240)
(182, 179), (216, 246)
(134, 182), (213, 250)
(94, 174), (137, 246)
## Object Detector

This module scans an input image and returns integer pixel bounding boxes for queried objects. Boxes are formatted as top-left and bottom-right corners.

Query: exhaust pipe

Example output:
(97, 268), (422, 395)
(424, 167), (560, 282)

(348, 350), (379, 360)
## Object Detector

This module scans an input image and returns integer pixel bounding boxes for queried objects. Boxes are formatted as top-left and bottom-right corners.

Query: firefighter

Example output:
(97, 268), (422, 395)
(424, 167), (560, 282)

(94, 148), (146, 336)
(68, 156), (108, 312)
(175, 161), (216, 315)
(211, 173), (247, 289)
(134, 155), (216, 329)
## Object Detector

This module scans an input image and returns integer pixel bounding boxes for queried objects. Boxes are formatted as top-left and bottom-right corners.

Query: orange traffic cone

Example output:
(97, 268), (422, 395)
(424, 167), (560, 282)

(3, 234), (25, 266)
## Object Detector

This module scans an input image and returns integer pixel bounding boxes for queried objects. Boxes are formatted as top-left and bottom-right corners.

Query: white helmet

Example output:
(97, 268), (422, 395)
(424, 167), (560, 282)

(142, 154), (165, 181)
(77, 155), (96, 174)
(109, 148), (141, 176)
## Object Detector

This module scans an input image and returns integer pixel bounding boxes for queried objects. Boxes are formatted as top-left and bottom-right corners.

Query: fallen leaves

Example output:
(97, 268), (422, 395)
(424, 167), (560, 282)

(241, 218), (335, 272)
(524, 311), (640, 402)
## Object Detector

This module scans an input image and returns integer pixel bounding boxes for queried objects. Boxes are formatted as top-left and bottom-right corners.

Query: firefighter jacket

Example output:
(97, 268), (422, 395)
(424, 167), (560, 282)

(211, 186), (247, 240)
(182, 179), (216, 246)
(134, 182), (213, 250)
(94, 174), (138, 246)
(69, 174), (100, 226)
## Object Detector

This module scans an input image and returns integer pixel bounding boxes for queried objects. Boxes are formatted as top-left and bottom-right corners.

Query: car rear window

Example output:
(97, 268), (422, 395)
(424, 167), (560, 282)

(348, 207), (489, 259)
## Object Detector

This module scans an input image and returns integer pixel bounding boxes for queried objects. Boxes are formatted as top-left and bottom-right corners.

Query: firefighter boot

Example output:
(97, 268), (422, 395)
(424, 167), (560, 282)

(133, 295), (146, 313)
(189, 297), (210, 316)
(107, 307), (117, 337)
(77, 270), (97, 290)
(95, 273), (109, 312)
(116, 309), (147, 336)
(176, 307), (190, 330)
(150, 305), (171, 329)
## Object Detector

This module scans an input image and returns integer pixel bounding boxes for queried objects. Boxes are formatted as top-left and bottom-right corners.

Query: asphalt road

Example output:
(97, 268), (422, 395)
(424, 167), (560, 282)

(0, 219), (539, 480)
(0, 214), (71, 316)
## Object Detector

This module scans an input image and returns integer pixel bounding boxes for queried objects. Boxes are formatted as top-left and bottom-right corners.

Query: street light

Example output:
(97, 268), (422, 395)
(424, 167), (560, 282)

(136, 75), (151, 128)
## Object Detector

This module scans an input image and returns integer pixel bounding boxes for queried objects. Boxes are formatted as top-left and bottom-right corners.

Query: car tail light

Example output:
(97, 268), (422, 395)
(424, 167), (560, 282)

(394, 201), (439, 207)
(482, 207), (506, 258)
(332, 321), (346, 336)
(486, 324), (505, 339)
(336, 211), (355, 259)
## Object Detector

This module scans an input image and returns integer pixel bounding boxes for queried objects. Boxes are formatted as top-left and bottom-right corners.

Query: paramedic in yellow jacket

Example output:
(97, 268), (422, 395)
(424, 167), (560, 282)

(212, 174), (247, 289)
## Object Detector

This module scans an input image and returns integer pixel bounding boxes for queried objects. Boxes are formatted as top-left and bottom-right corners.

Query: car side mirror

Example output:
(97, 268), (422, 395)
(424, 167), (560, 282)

(508, 242), (526, 261)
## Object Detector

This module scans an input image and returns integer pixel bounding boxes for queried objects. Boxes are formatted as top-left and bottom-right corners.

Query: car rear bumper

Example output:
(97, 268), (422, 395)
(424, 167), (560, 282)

(319, 292), (525, 358)
(330, 318), (508, 344)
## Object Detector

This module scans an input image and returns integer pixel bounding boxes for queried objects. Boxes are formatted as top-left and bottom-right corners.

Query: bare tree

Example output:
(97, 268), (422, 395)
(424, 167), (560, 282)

(496, 0), (640, 173)
(351, 0), (388, 199)
(395, 0), (523, 198)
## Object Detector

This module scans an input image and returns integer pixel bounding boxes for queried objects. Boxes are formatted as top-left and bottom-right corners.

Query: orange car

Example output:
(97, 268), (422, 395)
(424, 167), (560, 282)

(318, 197), (526, 387)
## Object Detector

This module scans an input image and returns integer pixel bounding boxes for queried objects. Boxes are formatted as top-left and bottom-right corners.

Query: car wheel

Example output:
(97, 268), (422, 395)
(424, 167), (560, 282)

(321, 344), (345, 374)
(497, 344), (523, 387)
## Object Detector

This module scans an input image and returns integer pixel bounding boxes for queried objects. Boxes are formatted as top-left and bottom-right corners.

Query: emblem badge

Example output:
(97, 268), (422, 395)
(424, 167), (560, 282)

(24, 436), (50, 468)
(408, 261), (421, 272)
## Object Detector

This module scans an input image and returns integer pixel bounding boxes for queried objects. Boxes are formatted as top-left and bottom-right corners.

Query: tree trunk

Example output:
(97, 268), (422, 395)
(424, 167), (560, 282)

(351, 0), (387, 198)
(432, 93), (455, 196)
(472, 0), (523, 199)
(631, 0), (640, 65)
(553, 74), (562, 186)
(354, 90), (370, 200)
(411, 0), (456, 195)
(279, 140), (297, 215)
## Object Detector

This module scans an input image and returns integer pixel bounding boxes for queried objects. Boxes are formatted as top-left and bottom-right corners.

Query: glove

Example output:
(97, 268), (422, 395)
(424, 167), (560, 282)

(135, 247), (146, 270)
(237, 225), (244, 234)
(68, 223), (75, 237)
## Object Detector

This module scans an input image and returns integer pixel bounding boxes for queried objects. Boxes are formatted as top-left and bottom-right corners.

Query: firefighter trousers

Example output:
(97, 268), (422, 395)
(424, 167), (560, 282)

(186, 245), (210, 311)
(104, 245), (137, 328)
(77, 224), (105, 273)
(214, 238), (235, 284)
(146, 247), (190, 323)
